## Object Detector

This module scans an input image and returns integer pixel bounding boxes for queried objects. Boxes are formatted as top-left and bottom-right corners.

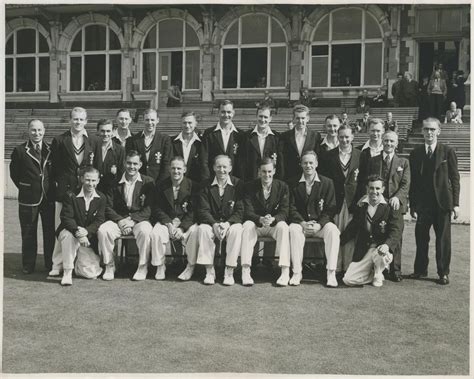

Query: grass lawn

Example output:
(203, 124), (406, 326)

(2, 199), (470, 374)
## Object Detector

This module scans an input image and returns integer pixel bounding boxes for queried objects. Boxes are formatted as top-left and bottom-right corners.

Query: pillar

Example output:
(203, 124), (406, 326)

(121, 16), (135, 102)
(48, 21), (62, 103)
(201, 11), (214, 102)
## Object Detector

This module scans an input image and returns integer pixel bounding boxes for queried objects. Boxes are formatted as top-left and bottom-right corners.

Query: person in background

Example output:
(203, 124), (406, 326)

(418, 76), (431, 121)
(428, 71), (447, 120)
(371, 87), (387, 107)
(444, 101), (463, 124)
(399, 72), (419, 107)
(167, 83), (183, 107)
(299, 88), (313, 107)
(356, 110), (371, 133)
(256, 90), (276, 109)
(391, 72), (403, 107)
(356, 90), (371, 113)
(384, 112), (399, 133)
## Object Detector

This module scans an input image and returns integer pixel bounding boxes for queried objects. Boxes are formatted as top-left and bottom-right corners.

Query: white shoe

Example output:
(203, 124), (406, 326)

(372, 275), (384, 287)
(178, 264), (195, 281)
(241, 266), (254, 286)
(61, 269), (72, 286)
(276, 267), (290, 287)
(132, 264), (148, 281)
(289, 272), (302, 286)
(204, 267), (215, 285)
(327, 269), (338, 288)
(102, 265), (114, 281)
(49, 269), (61, 277)
(223, 267), (235, 286)
(155, 265), (166, 280)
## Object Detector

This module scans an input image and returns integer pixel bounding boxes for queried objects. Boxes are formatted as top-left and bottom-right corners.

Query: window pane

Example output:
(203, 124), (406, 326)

(185, 50), (200, 89)
(17, 57), (35, 91)
(142, 52), (156, 90)
(331, 44), (361, 86)
(225, 21), (238, 45)
(85, 25), (106, 51)
(365, 13), (381, 39)
(70, 56), (82, 91)
(222, 49), (237, 88)
(159, 20), (183, 48)
(38, 33), (49, 53)
(332, 9), (362, 40)
(143, 26), (157, 49)
(109, 30), (121, 50)
(6, 58), (13, 92)
(241, 47), (267, 88)
(417, 10), (437, 33)
(313, 15), (329, 41)
(17, 29), (36, 54)
(169, 51), (182, 90)
(241, 15), (268, 44)
(312, 45), (329, 56)
(364, 43), (382, 85)
(439, 9), (461, 32)
(85, 55), (106, 90)
(186, 23), (199, 47)
(39, 56), (50, 91)
(109, 54), (121, 90)
(271, 19), (285, 43)
(312, 56), (328, 87)
(71, 30), (82, 51)
(270, 47), (286, 87)
(6, 35), (13, 54)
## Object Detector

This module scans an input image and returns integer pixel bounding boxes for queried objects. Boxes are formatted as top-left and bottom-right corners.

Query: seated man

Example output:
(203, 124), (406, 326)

(151, 156), (199, 281)
(288, 151), (340, 287)
(97, 150), (155, 281)
(384, 112), (399, 133)
(356, 111), (371, 133)
(341, 175), (403, 287)
(444, 101), (463, 124)
(371, 87), (387, 107)
(356, 90), (371, 113)
(196, 155), (244, 285)
(57, 167), (105, 286)
(241, 157), (290, 286)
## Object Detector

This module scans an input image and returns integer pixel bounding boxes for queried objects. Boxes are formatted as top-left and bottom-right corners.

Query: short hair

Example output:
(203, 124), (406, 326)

(70, 107), (87, 119)
(367, 174), (385, 185)
(213, 154), (232, 166)
(338, 124), (353, 134)
(125, 150), (142, 161)
(325, 114), (341, 124)
(423, 117), (441, 129)
(181, 110), (197, 119)
(301, 150), (318, 163)
(170, 156), (186, 166)
(382, 131), (398, 141)
(143, 108), (158, 118)
(81, 166), (99, 177)
(397, 72), (403, 77)
(258, 156), (275, 168)
(257, 105), (273, 115)
(369, 118), (384, 128)
(96, 119), (114, 131)
(116, 108), (131, 117)
(28, 119), (44, 128)
(293, 104), (310, 116)
(341, 111), (348, 116)
(220, 100), (234, 109)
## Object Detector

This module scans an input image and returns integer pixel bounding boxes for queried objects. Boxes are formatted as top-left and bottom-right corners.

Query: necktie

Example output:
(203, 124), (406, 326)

(35, 143), (42, 161)
(427, 146), (433, 159)
(382, 154), (390, 179)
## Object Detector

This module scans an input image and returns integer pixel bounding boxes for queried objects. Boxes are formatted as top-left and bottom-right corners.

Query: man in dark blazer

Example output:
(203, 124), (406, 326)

(288, 151), (340, 287)
(56, 167), (106, 286)
(202, 100), (246, 180)
(196, 155), (244, 285)
(241, 157), (290, 286)
(357, 118), (385, 184)
(10, 119), (55, 273)
(341, 175), (403, 287)
(125, 108), (172, 183)
(97, 150), (155, 281)
(279, 104), (322, 181)
(151, 156), (199, 281)
(409, 118), (460, 285)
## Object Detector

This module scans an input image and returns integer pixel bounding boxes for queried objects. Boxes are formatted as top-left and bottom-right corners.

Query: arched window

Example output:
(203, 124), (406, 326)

(141, 19), (201, 91)
(221, 14), (287, 89)
(310, 8), (383, 88)
(68, 24), (122, 91)
(6, 28), (49, 93)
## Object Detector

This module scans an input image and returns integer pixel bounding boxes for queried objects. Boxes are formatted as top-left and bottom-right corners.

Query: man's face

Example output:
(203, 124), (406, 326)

(383, 134), (398, 154)
(257, 108), (272, 128)
(422, 121), (440, 145)
(367, 180), (384, 204)
(450, 102), (456, 111)
(325, 118), (340, 137)
(219, 104), (235, 127)
(301, 154), (317, 176)
(144, 111), (159, 134)
(338, 128), (354, 148)
(363, 112), (370, 120)
(213, 157), (232, 180)
(259, 163), (275, 186)
(387, 112), (392, 121)
(369, 122), (384, 143)
(70, 111), (87, 133)
(341, 113), (348, 120)
(363, 90), (368, 96)
(116, 111), (131, 130)
(125, 155), (142, 177)
(29, 120), (45, 144)
(98, 123), (114, 144)
(293, 111), (309, 130)
(170, 160), (186, 182)
(81, 172), (100, 193)
(182, 115), (197, 135)
(397, 74), (403, 81)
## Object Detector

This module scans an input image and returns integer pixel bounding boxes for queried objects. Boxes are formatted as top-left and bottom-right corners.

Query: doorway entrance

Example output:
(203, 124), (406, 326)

(418, 40), (460, 80)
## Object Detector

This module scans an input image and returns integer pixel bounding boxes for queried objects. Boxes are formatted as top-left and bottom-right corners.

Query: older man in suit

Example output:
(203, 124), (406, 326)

(409, 118), (460, 285)
(10, 119), (55, 273)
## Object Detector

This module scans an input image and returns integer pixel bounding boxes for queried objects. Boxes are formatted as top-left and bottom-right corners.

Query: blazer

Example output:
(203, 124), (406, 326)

(279, 128), (322, 181)
(198, 175), (244, 225)
(105, 174), (155, 224)
(10, 140), (53, 206)
(409, 143), (460, 212)
(51, 130), (99, 202)
(243, 179), (289, 226)
(171, 134), (207, 183)
(94, 140), (125, 195)
(318, 147), (362, 213)
(125, 131), (172, 183)
(340, 202), (403, 262)
(151, 176), (197, 232)
(288, 174), (337, 227)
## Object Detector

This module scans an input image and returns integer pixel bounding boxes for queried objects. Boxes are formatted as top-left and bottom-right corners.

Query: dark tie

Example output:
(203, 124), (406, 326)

(35, 143), (42, 161)
(427, 146), (433, 159)
(382, 154), (390, 179)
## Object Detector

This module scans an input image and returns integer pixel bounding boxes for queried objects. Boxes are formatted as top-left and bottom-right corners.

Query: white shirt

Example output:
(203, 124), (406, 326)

(113, 128), (132, 147)
(171, 178), (183, 200)
(339, 147), (352, 167)
(425, 142), (437, 155)
(76, 188), (100, 212)
(321, 136), (339, 150)
(295, 128), (307, 156)
(174, 132), (201, 165)
(251, 125), (275, 158)
(101, 141), (113, 163)
(212, 176), (233, 197)
(215, 122), (238, 152)
(119, 173), (143, 208)
(262, 183), (272, 200)
(361, 195), (387, 230)
(71, 129), (88, 165)
(299, 172), (320, 195)
(142, 131), (155, 161)
(382, 151), (394, 164)
(361, 140), (383, 157)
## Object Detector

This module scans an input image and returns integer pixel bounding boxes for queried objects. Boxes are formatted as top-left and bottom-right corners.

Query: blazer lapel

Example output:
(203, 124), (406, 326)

(25, 142), (41, 166)
(177, 178), (191, 203)
(42, 142), (52, 171)
(210, 184), (221, 208)
(370, 203), (387, 232)
(289, 129), (298, 155)
(302, 129), (315, 153)
(87, 197), (100, 221)
(136, 133), (147, 162)
(434, 144), (444, 171)
(213, 126), (225, 153)
(164, 186), (175, 208)
(389, 155), (400, 179)
(65, 132), (78, 166)
(296, 181), (308, 204)
(250, 133), (261, 157)
(132, 180), (144, 208)
(173, 138), (184, 158)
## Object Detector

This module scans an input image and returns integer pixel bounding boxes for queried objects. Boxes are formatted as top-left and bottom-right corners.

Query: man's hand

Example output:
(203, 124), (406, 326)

(78, 236), (90, 247)
(219, 222), (230, 239)
(377, 243), (389, 255)
(172, 218), (181, 228)
(389, 196), (400, 211)
(452, 206), (460, 220)
(213, 223), (224, 241)
(304, 221), (321, 236)
(75, 226), (88, 238)
(171, 227), (184, 241)
(260, 214), (274, 227)
(410, 208), (417, 220)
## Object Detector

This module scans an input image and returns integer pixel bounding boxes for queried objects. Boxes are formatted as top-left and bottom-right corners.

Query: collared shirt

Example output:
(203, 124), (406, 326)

(171, 178), (183, 200)
(339, 147), (352, 167)
(295, 127), (307, 156)
(71, 129), (88, 165)
(101, 141), (114, 163)
(425, 142), (437, 155)
(174, 132), (201, 165)
(321, 136), (339, 151)
(29, 140), (43, 156)
(142, 131), (155, 161)
(113, 128), (132, 147)
(215, 122), (238, 152)
(361, 140), (383, 157)
(361, 195), (387, 230)
(251, 125), (275, 158)
(119, 173), (143, 208)
(299, 172), (320, 195)
(212, 176), (233, 197)
(262, 182), (273, 200)
(76, 188), (100, 212)
(382, 151), (394, 164)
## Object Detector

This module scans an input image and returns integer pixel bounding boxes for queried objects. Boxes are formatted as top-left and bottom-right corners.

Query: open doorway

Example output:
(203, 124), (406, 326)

(418, 41), (460, 80)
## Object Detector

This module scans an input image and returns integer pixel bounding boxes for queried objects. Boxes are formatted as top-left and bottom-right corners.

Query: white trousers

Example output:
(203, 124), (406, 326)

(151, 223), (199, 266)
(343, 247), (393, 286)
(97, 220), (152, 266)
(51, 201), (63, 270)
(241, 220), (290, 267)
(334, 200), (355, 272)
(289, 222), (340, 273)
(58, 229), (102, 278)
(196, 223), (242, 267)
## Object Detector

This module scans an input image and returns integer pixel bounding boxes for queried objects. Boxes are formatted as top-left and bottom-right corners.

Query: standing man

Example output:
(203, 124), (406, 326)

(126, 108), (172, 183)
(288, 151), (340, 287)
(358, 118), (385, 182)
(319, 114), (340, 155)
(399, 72), (419, 107)
(409, 118), (460, 285)
(114, 108), (133, 147)
(391, 72), (403, 107)
(279, 104), (322, 182)
(10, 119), (55, 273)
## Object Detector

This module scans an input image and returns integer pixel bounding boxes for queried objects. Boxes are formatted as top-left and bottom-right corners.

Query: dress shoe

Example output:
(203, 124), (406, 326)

(48, 269), (61, 277)
(408, 272), (427, 279)
(276, 267), (290, 287)
(390, 272), (403, 282)
(438, 275), (449, 285)
(372, 274), (383, 287)
(289, 272), (302, 286)
(132, 264), (148, 281)
(155, 265), (166, 280)
(326, 269), (338, 288)
(223, 266), (235, 286)
(102, 264), (115, 281)
(61, 269), (73, 286)
(241, 266), (254, 286)
(178, 264), (195, 281)
(204, 267), (215, 285)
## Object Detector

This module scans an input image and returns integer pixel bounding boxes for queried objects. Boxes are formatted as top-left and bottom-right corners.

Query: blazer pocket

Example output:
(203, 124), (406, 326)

(19, 182), (32, 187)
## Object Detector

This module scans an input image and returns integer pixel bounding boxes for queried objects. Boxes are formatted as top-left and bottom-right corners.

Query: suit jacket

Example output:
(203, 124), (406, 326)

(289, 174), (336, 227)
(151, 176), (197, 232)
(243, 179), (289, 226)
(171, 134), (207, 183)
(340, 202), (403, 262)
(105, 174), (155, 223)
(126, 131), (172, 183)
(279, 128), (322, 181)
(10, 140), (53, 206)
(51, 130), (99, 202)
(409, 143), (460, 212)
(357, 145), (382, 192)
(318, 147), (362, 213)
(198, 175), (244, 225)
(94, 141), (125, 195)
(384, 120), (399, 133)
(357, 118), (370, 133)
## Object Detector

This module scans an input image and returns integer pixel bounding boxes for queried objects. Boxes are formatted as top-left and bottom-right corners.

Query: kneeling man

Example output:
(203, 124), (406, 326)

(341, 175), (403, 287)
(57, 167), (105, 286)
(289, 150), (340, 287)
